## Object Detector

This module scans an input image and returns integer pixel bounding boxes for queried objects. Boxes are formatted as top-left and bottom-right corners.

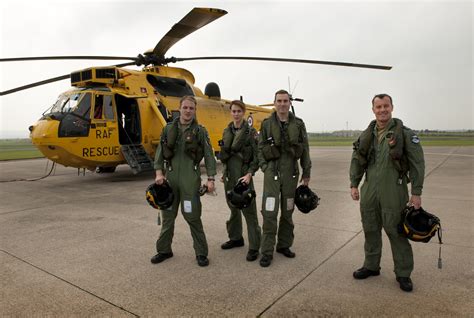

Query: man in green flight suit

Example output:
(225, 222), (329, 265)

(151, 95), (217, 267)
(219, 100), (262, 261)
(350, 93), (425, 292)
(258, 89), (311, 268)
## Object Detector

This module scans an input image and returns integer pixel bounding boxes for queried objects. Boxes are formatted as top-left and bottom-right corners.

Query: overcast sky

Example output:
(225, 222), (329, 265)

(0, 0), (472, 138)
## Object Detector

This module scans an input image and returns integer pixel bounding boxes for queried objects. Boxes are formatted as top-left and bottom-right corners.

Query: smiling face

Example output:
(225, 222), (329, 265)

(372, 96), (393, 127)
(274, 93), (291, 118)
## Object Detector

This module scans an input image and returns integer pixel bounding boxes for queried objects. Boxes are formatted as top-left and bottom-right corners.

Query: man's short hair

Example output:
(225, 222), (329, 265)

(372, 93), (393, 106)
(274, 89), (290, 102)
(230, 100), (246, 112)
(180, 95), (197, 107)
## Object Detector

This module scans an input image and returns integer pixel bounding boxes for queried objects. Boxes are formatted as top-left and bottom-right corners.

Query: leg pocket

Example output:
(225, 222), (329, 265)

(360, 207), (381, 232)
(181, 195), (202, 221)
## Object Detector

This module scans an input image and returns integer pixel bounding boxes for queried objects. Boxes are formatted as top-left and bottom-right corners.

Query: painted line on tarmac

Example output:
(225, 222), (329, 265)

(295, 221), (359, 234)
(425, 152), (474, 158)
(425, 147), (459, 179)
(0, 249), (140, 317)
(257, 230), (362, 317)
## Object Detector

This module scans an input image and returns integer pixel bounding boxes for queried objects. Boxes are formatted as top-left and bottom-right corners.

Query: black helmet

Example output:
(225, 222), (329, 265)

(295, 185), (320, 214)
(146, 181), (174, 210)
(398, 206), (441, 243)
(226, 180), (256, 209)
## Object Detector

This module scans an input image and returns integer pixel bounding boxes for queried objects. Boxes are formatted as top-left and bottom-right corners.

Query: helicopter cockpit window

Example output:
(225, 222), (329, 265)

(146, 75), (194, 97)
(72, 93), (91, 119)
(48, 95), (70, 114)
(58, 93), (91, 138)
(46, 93), (79, 115)
(62, 94), (80, 113)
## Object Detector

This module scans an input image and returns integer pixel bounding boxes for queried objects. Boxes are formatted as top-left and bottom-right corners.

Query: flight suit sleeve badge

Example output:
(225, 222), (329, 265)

(411, 135), (420, 144)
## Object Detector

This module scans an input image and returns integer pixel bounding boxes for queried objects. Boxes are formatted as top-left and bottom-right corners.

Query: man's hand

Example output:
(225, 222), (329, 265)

(238, 173), (252, 185)
(351, 187), (359, 201)
(301, 177), (310, 186)
(409, 195), (422, 209)
(207, 180), (215, 193)
(155, 170), (165, 185)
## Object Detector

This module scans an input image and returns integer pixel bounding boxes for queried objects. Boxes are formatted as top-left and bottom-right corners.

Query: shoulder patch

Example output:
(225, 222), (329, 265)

(411, 135), (420, 144)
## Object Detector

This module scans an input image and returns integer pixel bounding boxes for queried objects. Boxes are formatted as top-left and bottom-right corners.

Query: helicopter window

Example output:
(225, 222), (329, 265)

(49, 94), (70, 114)
(72, 93), (91, 119)
(47, 93), (80, 114)
(58, 93), (91, 137)
(58, 113), (90, 138)
(146, 75), (194, 97)
(94, 95), (104, 119)
(104, 95), (114, 119)
(63, 94), (80, 113)
(92, 94), (114, 120)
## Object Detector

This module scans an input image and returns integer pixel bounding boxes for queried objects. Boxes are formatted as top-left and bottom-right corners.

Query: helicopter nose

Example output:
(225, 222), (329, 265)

(28, 125), (34, 132)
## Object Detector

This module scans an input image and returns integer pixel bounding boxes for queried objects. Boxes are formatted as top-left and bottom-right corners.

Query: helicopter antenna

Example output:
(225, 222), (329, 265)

(287, 76), (299, 95)
(292, 80), (299, 95)
(288, 76), (295, 115)
(288, 76), (303, 115)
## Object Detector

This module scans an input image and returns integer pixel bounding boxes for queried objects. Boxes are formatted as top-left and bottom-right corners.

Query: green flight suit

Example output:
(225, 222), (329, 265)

(221, 120), (262, 251)
(154, 117), (216, 257)
(258, 112), (311, 256)
(350, 118), (425, 277)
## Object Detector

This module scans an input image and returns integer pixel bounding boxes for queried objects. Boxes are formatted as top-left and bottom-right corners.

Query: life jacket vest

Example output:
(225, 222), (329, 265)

(353, 118), (408, 174)
(161, 117), (204, 164)
(219, 120), (254, 164)
(261, 112), (304, 161)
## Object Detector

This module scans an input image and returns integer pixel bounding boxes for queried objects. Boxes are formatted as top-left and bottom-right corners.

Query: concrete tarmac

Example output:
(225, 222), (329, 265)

(1, 147), (473, 317)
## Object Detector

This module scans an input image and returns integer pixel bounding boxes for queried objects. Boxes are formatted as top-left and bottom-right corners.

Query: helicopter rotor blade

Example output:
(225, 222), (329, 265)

(0, 75), (71, 96)
(0, 56), (137, 63)
(153, 8), (227, 58)
(0, 62), (136, 96)
(171, 56), (392, 70)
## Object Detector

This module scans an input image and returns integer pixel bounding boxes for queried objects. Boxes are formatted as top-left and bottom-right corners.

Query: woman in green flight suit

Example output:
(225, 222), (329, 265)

(219, 100), (262, 261)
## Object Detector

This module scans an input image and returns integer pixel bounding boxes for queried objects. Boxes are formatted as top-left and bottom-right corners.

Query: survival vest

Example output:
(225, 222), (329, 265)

(261, 112), (304, 161)
(219, 120), (255, 164)
(353, 118), (408, 178)
(161, 117), (205, 164)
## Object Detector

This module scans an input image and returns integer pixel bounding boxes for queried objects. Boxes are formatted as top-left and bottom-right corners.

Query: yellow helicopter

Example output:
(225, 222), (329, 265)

(0, 7), (391, 174)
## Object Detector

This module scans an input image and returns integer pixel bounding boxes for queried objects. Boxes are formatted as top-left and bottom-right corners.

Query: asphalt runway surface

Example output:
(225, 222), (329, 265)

(1, 146), (473, 316)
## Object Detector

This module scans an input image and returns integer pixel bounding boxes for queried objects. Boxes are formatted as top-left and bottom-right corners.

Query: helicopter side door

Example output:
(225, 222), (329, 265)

(116, 94), (142, 145)
(85, 93), (122, 163)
